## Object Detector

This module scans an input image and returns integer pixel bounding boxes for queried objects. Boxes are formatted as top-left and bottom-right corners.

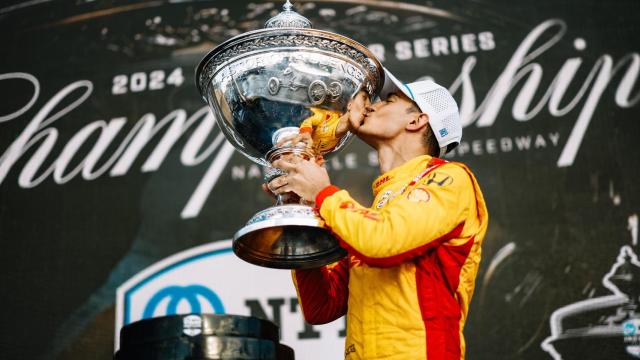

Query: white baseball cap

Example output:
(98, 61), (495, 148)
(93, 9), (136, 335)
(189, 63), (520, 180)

(379, 67), (462, 157)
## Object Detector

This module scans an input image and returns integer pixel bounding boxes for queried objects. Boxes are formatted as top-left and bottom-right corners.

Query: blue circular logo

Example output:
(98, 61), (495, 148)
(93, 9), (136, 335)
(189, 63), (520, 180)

(143, 285), (225, 319)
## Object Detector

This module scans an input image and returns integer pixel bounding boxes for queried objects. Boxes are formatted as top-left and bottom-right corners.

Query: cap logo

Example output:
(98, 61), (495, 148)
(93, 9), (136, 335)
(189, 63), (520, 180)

(439, 128), (449, 137)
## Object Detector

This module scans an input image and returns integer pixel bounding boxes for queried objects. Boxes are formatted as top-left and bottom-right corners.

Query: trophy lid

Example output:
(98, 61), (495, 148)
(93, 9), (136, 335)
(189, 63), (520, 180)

(265, 0), (312, 29)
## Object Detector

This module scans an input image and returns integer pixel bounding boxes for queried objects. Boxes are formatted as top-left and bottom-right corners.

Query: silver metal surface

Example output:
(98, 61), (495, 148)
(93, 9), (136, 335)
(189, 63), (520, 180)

(196, 26), (383, 164)
(265, 0), (312, 29)
(233, 206), (347, 269)
(195, 1), (382, 269)
(243, 205), (320, 226)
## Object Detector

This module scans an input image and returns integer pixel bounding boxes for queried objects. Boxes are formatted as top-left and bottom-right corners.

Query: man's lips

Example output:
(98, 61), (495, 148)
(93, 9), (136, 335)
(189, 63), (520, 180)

(360, 111), (373, 126)
(361, 112), (372, 126)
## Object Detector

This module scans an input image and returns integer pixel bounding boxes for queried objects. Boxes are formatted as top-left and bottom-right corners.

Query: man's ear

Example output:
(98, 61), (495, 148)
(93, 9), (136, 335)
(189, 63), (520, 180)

(406, 113), (429, 132)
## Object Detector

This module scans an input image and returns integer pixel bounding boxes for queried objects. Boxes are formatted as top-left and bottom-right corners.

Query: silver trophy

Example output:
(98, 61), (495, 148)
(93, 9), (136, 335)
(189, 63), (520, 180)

(196, 1), (384, 269)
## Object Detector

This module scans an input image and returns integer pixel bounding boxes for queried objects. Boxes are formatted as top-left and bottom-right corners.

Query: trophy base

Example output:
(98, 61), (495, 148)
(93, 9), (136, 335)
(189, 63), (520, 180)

(233, 204), (347, 269)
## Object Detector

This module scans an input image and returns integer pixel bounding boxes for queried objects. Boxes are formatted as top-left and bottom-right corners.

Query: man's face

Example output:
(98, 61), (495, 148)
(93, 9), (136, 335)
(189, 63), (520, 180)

(355, 91), (419, 144)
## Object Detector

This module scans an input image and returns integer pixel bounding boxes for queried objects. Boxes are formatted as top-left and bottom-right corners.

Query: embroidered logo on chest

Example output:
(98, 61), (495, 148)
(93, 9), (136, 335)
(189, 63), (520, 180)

(426, 171), (454, 187)
(374, 175), (391, 189)
(375, 186), (408, 209)
(407, 186), (431, 203)
(375, 190), (393, 209)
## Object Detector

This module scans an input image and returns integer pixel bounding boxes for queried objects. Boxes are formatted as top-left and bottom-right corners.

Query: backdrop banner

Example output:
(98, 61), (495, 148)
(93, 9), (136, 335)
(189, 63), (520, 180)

(0, 1), (638, 359)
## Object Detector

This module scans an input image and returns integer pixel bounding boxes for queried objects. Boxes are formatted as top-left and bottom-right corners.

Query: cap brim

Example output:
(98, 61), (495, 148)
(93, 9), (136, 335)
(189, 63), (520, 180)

(379, 67), (414, 101)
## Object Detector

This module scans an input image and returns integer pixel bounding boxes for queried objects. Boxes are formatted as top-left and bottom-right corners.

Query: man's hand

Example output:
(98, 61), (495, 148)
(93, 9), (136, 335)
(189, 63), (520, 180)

(269, 156), (331, 202)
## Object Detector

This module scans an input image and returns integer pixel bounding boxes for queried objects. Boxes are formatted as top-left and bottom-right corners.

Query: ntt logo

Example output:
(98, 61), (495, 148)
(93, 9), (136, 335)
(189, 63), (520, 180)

(143, 285), (225, 318)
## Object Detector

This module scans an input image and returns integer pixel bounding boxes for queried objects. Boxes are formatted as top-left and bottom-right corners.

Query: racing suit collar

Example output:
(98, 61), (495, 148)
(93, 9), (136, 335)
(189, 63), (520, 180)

(371, 155), (433, 196)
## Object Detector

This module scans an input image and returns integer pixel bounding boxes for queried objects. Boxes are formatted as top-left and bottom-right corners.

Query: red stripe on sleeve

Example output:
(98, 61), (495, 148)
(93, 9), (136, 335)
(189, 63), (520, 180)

(315, 185), (340, 209)
(293, 257), (349, 324)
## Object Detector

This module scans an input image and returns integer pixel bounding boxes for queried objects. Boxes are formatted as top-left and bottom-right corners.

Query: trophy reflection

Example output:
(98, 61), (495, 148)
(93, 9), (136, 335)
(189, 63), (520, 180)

(196, 1), (384, 269)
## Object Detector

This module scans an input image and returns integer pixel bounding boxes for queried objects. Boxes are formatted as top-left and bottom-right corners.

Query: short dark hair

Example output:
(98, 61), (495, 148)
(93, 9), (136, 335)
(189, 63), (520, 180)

(406, 104), (439, 157)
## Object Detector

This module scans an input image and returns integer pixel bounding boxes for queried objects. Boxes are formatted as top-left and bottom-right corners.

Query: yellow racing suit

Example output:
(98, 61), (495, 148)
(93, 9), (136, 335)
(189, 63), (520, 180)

(292, 155), (488, 360)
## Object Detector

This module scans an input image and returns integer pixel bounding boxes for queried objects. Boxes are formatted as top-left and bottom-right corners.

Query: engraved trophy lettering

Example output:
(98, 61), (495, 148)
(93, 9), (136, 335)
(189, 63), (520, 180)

(196, 1), (384, 269)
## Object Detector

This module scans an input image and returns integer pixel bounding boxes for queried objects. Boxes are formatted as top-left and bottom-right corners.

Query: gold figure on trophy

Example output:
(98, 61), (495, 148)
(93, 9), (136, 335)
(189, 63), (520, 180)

(279, 91), (371, 154)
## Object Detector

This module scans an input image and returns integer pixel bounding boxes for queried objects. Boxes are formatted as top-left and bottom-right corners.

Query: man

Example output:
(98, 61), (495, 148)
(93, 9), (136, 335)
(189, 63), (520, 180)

(269, 69), (489, 360)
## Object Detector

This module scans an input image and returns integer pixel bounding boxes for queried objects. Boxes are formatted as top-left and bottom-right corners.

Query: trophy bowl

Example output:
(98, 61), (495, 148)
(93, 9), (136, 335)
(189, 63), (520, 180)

(196, 2), (384, 269)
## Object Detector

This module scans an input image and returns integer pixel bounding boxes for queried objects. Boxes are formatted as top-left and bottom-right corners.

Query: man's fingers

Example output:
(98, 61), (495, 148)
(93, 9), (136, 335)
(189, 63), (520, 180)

(262, 183), (278, 199)
(270, 173), (302, 196)
(271, 183), (295, 196)
(272, 158), (298, 172)
(268, 175), (289, 191)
